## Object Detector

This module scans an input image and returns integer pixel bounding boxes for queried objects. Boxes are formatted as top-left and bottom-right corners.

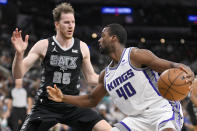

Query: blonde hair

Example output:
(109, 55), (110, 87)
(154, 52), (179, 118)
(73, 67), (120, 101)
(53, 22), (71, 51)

(53, 2), (74, 21)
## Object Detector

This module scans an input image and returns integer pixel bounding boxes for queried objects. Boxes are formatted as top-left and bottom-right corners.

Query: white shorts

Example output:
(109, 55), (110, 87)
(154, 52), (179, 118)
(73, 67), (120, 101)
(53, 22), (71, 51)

(114, 101), (183, 131)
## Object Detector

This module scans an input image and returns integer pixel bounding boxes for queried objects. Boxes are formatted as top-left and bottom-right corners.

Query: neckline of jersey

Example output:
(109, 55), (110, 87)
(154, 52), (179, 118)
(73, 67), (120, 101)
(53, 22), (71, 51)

(52, 36), (74, 51)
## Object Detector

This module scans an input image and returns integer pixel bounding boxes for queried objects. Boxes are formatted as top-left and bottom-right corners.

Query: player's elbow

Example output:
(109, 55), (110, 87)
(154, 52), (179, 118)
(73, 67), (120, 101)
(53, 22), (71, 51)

(86, 77), (98, 86)
(78, 100), (98, 108)
(89, 99), (100, 108)
(77, 102), (96, 108)
(86, 81), (96, 86)
(89, 102), (98, 108)
(12, 71), (24, 79)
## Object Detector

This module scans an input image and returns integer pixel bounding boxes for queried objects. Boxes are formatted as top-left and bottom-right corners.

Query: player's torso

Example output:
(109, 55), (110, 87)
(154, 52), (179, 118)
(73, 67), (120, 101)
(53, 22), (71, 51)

(104, 47), (168, 116)
(39, 36), (82, 97)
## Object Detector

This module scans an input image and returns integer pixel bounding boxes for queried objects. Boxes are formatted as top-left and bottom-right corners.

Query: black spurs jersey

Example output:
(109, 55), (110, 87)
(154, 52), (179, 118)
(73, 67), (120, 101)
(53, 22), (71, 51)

(187, 100), (197, 125)
(35, 36), (82, 109)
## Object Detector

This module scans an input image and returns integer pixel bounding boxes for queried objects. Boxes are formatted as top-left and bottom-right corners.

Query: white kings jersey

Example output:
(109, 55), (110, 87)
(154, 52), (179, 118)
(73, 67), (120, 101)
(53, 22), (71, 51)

(104, 47), (171, 116)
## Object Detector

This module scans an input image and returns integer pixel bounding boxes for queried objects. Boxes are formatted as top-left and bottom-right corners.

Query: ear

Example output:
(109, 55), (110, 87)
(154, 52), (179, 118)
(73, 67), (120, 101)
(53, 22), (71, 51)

(111, 35), (117, 41)
(54, 21), (59, 30)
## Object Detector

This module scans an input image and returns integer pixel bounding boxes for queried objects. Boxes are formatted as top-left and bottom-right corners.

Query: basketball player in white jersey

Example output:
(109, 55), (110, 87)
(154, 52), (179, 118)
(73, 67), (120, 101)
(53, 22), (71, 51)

(47, 23), (194, 131)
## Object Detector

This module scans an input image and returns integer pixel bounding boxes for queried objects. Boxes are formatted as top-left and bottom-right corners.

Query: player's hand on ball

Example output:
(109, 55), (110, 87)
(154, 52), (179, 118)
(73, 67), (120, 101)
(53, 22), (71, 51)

(47, 84), (63, 102)
(179, 65), (194, 85)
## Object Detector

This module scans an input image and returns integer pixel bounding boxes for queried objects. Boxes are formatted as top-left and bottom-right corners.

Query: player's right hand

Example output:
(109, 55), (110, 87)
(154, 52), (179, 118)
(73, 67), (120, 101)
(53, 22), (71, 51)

(47, 84), (63, 102)
(179, 65), (195, 85)
(11, 28), (29, 54)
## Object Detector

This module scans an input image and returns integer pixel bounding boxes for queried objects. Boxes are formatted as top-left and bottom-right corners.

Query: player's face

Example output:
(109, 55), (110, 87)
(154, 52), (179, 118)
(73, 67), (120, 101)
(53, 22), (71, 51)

(55, 13), (75, 39)
(98, 28), (113, 54)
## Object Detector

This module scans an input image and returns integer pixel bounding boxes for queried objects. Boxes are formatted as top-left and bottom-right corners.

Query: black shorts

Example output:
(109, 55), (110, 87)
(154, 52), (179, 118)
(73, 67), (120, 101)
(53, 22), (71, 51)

(20, 104), (103, 131)
(186, 101), (197, 125)
(8, 107), (27, 131)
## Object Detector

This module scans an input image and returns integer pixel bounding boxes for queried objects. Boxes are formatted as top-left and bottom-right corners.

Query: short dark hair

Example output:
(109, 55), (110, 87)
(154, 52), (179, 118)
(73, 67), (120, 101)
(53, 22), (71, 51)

(105, 23), (127, 45)
(53, 2), (74, 22)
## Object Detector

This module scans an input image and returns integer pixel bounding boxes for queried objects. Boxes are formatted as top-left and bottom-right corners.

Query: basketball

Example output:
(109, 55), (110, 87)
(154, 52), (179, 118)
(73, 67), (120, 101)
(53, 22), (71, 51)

(158, 68), (191, 101)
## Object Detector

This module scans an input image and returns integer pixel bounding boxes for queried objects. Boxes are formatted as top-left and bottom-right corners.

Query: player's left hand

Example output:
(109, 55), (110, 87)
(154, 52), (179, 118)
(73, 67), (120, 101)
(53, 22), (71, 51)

(47, 84), (63, 102)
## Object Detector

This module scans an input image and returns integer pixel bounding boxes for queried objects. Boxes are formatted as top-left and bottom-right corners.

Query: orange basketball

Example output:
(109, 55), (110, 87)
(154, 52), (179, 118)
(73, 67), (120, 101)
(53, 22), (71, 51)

(158, 68), (190, 101)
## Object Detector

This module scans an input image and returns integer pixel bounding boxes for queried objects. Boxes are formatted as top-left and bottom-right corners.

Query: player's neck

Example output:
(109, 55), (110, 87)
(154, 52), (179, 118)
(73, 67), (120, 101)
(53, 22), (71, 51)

(110, 47), (125, 65)
(55, 34), (73, 48)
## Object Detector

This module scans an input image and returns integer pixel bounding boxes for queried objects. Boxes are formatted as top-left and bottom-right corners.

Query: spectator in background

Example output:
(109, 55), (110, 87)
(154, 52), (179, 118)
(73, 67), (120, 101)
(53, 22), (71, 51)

(3, 79), (32, 131)
(0, 51), (12, 70)
(187, 78), (197, 131)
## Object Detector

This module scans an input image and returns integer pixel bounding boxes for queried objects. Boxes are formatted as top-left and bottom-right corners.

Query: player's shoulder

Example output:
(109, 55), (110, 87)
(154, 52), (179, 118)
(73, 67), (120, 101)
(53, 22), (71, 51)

(130, 47), (152, 57)
(79, 40), (90, 58)
(30, 38), (49, 56)
(34, 38), (48, 47)
(130, 47), (146, 53)
(79, 40), (88, 48)
(37, 38), (48, 45)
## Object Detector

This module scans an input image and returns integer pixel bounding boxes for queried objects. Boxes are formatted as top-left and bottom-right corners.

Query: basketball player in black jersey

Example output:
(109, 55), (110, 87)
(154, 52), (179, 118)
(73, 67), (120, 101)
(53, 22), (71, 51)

(11, 2), (111, 131)
(187, 78), (197, 131)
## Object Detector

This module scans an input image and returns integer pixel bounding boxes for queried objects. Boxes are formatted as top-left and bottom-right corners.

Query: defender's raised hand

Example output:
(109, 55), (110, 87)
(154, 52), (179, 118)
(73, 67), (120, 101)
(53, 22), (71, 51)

(47, 84), (63, 102)
(11, 28), (29, 53)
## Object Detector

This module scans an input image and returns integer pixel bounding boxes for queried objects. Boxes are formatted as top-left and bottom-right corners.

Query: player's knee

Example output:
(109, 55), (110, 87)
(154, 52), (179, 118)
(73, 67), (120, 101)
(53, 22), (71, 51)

(92, 120), (111, 131)
(111, 127), (121, 131)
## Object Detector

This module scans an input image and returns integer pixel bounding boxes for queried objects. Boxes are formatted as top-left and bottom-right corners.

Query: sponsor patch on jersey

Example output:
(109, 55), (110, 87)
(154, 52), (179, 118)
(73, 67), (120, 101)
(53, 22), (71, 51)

(72, 49), (78, 53)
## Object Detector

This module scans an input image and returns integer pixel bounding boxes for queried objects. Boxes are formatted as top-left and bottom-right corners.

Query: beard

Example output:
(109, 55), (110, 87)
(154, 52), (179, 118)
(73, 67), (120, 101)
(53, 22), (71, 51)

(62, 32), (73, 39)
(99, 46), (109, 55)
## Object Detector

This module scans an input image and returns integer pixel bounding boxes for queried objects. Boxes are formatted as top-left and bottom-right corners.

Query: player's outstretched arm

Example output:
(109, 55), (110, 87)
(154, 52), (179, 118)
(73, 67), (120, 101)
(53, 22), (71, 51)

(47, 70), (107, 107)
(11, 28), (48, 79)
(11, 28), (29, 78)
(80, 41), (99, 86)
(130, 48), (194, 84)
